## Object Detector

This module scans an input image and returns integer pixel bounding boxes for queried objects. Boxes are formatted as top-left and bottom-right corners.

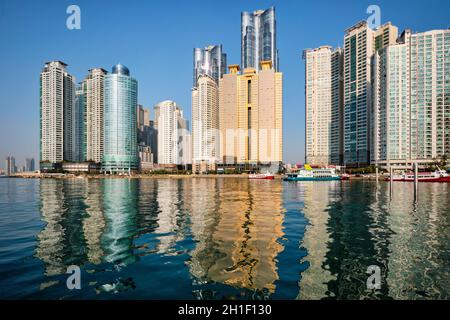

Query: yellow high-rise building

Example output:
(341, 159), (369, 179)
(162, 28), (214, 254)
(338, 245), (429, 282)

(219, 60), (282, 168)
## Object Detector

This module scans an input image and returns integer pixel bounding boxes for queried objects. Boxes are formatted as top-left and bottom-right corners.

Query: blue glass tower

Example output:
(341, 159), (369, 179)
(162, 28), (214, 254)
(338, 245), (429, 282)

(102, 64), (139, 173)
(241, 7), (278, 71)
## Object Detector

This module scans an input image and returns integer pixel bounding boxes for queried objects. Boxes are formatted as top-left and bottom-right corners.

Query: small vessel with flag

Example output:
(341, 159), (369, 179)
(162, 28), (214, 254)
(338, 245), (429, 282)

(283, 165), (341, 181)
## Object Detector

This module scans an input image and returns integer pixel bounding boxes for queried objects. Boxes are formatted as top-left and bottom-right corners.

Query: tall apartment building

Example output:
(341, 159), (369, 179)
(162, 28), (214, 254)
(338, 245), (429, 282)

(410, 29), (450, 162)
(193, 45), (227, 86)
(241, 6), (278, 71)
(75, 84), (85, 162)
(137, 104), (155, 168)
(192, 74), (220, 173)
(25, 158), (35, 172)
(155, 100), (190, 165)
(102, 64), (139, 174)
(137, 104), (150, 143)
(40, 61), (76, 168)
(219, 61), (283, 170)
(304, 46), (343, 166)
(153, 104), (161, 164)
(5, 156), (15, 176)
(343, 21), (398, 167)
(372, 28), (450, 167)
(82, 68), (107, 163)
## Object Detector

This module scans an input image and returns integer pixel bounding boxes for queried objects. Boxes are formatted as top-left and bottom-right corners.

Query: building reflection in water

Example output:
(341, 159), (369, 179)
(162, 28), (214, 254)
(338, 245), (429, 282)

(187, 179), (284, 297)
(29, 178), (450, 299)
(297, 182), (338, 299)
(386, 183), (450, 299)
(82, 179), (105, 264)
(295, 180), (450, 300)
(101, 179), (138, 266)
(36, 179), (89, 276)
(322, 181), (393, 299)
(153, 179), (188, 254)
(297, 181), (395, 299)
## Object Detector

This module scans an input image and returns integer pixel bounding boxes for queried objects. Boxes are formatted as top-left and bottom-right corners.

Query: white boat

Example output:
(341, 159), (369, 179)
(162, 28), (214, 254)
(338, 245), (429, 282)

(387, 169), (450, 182)
(283, 167), (341, 181)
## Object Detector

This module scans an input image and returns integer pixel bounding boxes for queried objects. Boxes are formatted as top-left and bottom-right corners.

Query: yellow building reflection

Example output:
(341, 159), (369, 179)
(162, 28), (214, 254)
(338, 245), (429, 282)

(188, 179), (284, 295)
(82, 179), (105, 264)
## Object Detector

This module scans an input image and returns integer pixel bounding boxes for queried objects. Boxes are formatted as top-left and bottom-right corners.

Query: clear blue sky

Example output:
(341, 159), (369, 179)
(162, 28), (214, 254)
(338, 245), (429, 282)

(0, 0), (449, 168)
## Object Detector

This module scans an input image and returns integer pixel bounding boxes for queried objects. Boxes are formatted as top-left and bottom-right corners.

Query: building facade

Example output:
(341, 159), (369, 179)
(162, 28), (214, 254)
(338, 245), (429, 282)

(138, 144), (154, 172)
(155, 100), (190, 165)
(372, 38), (410, 167)
(82, 68), (107, 163)
(137, 104), (155, 167)
(219, 61), (283, 170)
(343, 21), (398, 167)
(241, 6), (278, 71)
(372, 28), (450, 168)
(192, 74), (220, 172)
(137, 104), (150, 144)
(304, 46), (343, 166)
(102, 64), (139, 174)
(40, 61), (76, 167)
(410, 29), (450, 162)
(5, 156), (15, 176)
(75, 85), (85, 162)
(25, 158), (35, 172)
(193, 45), (227, 86)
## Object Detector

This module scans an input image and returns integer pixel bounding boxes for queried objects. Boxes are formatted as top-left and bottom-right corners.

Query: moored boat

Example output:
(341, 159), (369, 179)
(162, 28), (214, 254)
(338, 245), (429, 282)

(283, 168), (341, 181)
(386, 169), (450, 182)
(249, 172), (275, 180)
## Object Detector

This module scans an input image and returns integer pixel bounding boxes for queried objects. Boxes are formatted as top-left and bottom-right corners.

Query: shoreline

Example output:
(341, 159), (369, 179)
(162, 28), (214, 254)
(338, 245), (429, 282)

(4, 173), (384, 181)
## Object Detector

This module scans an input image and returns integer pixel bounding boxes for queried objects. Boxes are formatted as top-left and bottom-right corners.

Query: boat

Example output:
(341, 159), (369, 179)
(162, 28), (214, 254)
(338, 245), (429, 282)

(283, 167), (341, 181)
(340, 174), (350, 180)
(248, 172), (275, 180)
(386, 169), (450, 182)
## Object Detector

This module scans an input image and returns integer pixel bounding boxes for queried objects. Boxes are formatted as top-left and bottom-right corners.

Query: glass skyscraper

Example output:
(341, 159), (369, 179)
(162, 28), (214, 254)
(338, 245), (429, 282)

(193, 45), (227, 86)
(241, 6), (278, 71)
(102, 64), (139, 174)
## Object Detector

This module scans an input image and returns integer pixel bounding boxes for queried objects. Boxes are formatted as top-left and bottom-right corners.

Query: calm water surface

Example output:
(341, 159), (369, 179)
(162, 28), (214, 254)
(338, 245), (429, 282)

(0, 177), (449, 299)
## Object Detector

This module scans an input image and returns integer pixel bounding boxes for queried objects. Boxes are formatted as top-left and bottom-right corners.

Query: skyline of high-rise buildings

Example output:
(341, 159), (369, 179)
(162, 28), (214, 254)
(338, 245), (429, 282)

(2, 156), (35, 175)
(2, 3), (449, 170)
(28, 6), (448, 174)
(305, 20), (449, 168)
